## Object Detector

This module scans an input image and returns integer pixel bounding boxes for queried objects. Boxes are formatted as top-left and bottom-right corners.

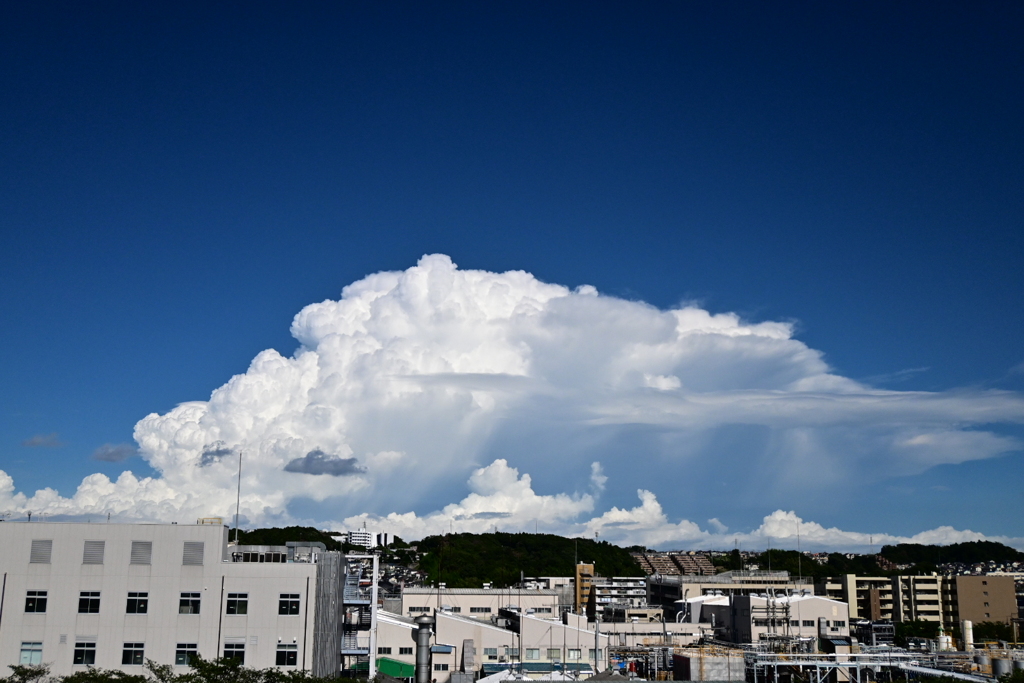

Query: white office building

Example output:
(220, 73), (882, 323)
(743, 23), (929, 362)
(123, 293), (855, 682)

(0, 521), (347, 677)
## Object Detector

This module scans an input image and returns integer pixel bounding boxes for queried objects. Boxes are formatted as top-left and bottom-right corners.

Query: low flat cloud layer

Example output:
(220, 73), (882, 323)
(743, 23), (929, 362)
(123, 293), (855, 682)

(1, 255), (1021, 549)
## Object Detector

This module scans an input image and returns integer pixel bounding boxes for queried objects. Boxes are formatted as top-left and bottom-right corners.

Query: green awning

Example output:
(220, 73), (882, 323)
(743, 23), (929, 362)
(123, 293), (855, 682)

(352, 657), (416, 678)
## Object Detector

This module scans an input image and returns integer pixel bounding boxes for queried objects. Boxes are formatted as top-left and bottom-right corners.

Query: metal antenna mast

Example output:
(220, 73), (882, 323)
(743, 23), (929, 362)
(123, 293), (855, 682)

(234, 450), (242, 543)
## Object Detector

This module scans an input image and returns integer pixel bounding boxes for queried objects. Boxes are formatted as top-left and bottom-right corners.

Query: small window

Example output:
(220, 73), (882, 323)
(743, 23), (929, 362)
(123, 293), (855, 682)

(378, 647), (392, 654)
(984, 602), (990, 607)
(130, 541), (153, 565)
(83, 540), (105, 565)
(548, 648), (561, 660)
(227, 593), (248, 615)
(408, 606), (430, 613)
(803, 620), (815, 627)
(126, 592), (149, 614)
(450, 606), (461, 613)
(78, 591), (101, 614)
(29, 540), (52, 564)
(179, 592), (201, 614)
(589, 649), (602, 661)
(434, 664), (449, 671)
(526, 649), (540, 660)
(279, 593), (300, 615)
(73, 642), (97, 665)
(484, 648), (498, 656)
(985, 613), (990, 618)
(506, 648), (519, 657)
(470, 606), (492, 613)
(20, 642), (43, 666)
(835, 621), (846, 627)
(982, 580), (987, 585)
(122, 643), (145, 665)
(400, 647), (413, 655)
(984, 591), (989, 596)
(535, 607), (552, 613)
(223, 643), (245, 663)
(276, 643), (298, 666)
(175, 644), (198, 666)
(25, 590), (47, 613)
(568, 649), (581, 660)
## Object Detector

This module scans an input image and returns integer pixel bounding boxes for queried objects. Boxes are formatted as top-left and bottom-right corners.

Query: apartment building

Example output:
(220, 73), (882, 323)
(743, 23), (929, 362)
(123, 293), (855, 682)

(592, 577), (647, 609)
(818, 574), (1017, 630)
(0, 522), (345, 677)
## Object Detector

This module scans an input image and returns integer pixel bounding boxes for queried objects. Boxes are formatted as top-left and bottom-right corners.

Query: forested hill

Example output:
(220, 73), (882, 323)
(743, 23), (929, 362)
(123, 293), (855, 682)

(416, 532), (644, 587)
(879, 540), (1024, 566)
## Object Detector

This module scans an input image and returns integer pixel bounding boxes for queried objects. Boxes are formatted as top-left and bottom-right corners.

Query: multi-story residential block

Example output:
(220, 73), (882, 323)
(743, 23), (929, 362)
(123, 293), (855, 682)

(0, 522), (347, 677)
(592, 577), (647, 609)
(819, 574), (1018, 631)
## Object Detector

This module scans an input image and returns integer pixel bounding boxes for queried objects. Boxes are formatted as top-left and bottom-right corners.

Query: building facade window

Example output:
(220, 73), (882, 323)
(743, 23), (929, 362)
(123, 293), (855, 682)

(126, 592), (149, 614)
(567, 649), (581, 660)
(470, 606), (491, 613)
(122, 643), (145, 665)
(179, 592), (201, 614)
(434, 664), (449, 671)
(276, 644), (298, 666)
(408, 606), (430, 613)
(450, 606), (461, 613)
(25, 590), (47, 613)
(226, 593), (248, 615)
(20, 643), (43, 665)
(548, 649), (561, 660)
(378, 647), (392, 654)
(589, 649), (602, 661)
(78, 591), (101, 614)
(279, 593), (300, 615)
(526, 649), (540, 660)
(175, 644), (198, 666)
(400, 647), (413, 655)
(506, 648), (519, 657)
(802, 620), (815, 627)
(73, 642), (97, 665)
(223, 643), (245, 663)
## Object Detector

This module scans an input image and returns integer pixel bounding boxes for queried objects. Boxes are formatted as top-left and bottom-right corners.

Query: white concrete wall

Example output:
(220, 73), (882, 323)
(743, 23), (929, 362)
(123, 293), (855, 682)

(0, 522), (320, 677)
(401, 589), (559, 620)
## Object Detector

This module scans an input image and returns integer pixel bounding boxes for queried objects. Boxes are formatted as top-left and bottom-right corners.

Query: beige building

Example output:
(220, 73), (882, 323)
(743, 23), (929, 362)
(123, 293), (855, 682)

(400, 587), (559, 621)
(819, 574), (1018, 630)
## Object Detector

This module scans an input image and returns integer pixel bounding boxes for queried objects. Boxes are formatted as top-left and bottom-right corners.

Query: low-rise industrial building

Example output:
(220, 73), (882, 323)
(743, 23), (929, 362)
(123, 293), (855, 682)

(400, 587), (560, 621)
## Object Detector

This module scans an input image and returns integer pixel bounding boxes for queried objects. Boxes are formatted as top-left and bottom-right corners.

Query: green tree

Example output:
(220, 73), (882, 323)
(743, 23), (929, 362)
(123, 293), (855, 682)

(1, 665), (50, 683)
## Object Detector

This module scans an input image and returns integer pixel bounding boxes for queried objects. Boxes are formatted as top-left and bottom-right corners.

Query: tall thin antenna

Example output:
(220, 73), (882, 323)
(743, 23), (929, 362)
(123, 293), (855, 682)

(234, 450), (242, 543)
(797, 521), (802, 582)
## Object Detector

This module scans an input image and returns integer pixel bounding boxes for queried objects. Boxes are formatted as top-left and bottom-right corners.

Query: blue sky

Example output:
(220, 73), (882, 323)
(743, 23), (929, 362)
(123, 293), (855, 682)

(1, 2), (1022, 547)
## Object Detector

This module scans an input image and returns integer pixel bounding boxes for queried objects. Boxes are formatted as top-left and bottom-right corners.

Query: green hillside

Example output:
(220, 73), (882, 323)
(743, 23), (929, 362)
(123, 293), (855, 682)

(235, 526), (343, 551)
(879, 540), (1024, 566)
(416, 532), (643, 587)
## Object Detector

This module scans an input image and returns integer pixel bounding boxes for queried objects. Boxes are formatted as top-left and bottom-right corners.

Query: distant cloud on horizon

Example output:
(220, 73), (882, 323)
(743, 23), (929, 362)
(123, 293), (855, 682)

(22, 433), (64, 448)
(0, 255), (1021, 550)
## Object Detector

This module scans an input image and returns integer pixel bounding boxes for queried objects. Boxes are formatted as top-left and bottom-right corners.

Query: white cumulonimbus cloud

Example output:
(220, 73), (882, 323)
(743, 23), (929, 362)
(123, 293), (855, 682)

(1, 254), (1022, 549)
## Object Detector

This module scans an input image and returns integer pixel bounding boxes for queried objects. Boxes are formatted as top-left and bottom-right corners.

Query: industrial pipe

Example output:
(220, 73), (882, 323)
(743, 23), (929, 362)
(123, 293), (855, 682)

(414, 614), (435, 683)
